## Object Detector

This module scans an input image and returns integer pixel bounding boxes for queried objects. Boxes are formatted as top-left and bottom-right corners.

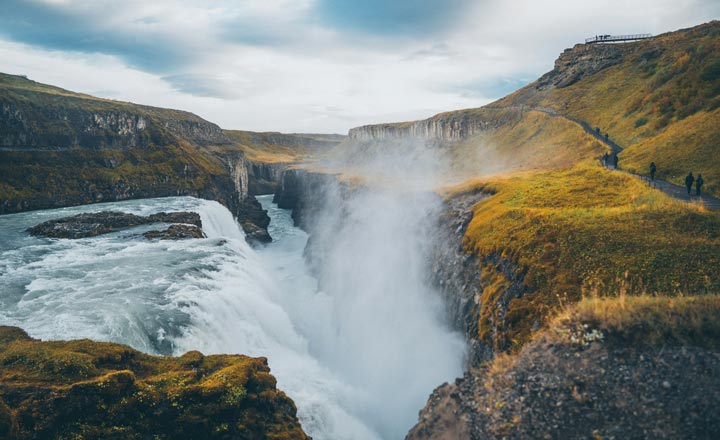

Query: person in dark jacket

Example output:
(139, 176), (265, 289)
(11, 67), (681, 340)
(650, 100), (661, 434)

(696, 173), (704, 196)
(612, 154), (619, 169)
(602, 152), (609, 167)
(650, 162), (656, 181)
(685, 172), (695, 195)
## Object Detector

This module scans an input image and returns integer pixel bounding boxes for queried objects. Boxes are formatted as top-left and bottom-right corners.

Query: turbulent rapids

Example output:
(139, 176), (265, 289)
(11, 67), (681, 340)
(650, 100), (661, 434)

(0, 195), (464, 440)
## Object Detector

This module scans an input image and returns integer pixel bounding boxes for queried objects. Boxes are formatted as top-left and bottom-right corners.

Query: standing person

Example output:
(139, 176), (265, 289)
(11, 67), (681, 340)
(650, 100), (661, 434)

(603, 152), (609, 167)
(696, 173), (704, 196)
(685, 172), (695, 195)
(613, 154), (619, 169)
(650, 162), (657, 181)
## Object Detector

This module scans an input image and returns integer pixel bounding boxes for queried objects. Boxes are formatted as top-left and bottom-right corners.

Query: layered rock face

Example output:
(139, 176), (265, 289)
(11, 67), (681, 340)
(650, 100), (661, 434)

(348, 113), (501, 143)
(429, 191), (491, 366)
(0, 73), (279, 242)
(407, 321), (720, 440)
(536, 43), (624, 89)
(0, 326), (309, 440)
(0, 88), (228, 150)
(273, 168), (342, 228)
(248, 161), (289, 195)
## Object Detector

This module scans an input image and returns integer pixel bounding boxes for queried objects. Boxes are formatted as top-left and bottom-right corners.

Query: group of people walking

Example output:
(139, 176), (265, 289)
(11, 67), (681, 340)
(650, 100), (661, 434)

(602, 152), (618, 169)
(649, 161), (705, 196)
(685, 171), (704, 196)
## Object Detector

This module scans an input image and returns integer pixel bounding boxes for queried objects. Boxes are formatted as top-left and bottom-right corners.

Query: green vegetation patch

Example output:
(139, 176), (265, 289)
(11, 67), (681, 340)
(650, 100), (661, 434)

(453, 164), (720, 351)
(0, 327), (309, 440)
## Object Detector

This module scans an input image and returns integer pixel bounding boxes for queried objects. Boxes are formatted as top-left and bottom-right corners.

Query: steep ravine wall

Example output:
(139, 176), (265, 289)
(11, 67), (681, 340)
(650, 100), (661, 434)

(0, 99), (229, 150)
(0, 102), (291, 243)
(347, 111), (505, 143)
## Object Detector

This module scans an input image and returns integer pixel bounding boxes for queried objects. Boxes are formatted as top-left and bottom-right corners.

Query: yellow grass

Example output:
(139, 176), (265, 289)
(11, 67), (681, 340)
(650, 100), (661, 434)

(447, 163), (720, 350)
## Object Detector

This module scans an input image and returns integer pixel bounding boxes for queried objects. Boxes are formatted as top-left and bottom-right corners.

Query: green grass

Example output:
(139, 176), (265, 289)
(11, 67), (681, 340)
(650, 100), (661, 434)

(447, 163), (720, 351)
(0, 326), (308, 439)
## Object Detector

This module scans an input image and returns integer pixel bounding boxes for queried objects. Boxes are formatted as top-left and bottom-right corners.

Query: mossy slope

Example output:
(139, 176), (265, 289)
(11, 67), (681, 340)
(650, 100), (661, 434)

(0, 326), (309, 440)
(446, 164), (720, 351)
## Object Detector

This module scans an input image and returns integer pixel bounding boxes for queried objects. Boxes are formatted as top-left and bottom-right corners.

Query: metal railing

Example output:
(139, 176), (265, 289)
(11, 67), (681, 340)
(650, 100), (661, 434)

(585, 33), (652, 44)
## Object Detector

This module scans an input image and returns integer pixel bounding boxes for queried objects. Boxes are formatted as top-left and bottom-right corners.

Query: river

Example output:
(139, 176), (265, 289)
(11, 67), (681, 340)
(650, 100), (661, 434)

(0, 194), (463, 439)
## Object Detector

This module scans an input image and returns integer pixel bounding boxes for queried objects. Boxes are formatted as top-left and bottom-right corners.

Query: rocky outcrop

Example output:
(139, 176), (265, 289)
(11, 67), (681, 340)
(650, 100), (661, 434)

(223, 152), (251, 201)
(407, 331), (720, 440)
(143, 224), (205, 240)
(536, 43), (624, 89)
(248, 161), (289, 195)
(273, 168), (342, 229)
(0, 326), (309, 440)
(237, 197), (272, 244)
(27, 211), (202, 239)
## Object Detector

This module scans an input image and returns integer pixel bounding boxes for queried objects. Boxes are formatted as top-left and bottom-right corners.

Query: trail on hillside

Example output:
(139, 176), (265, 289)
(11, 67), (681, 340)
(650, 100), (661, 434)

(492, 105), (720, 210)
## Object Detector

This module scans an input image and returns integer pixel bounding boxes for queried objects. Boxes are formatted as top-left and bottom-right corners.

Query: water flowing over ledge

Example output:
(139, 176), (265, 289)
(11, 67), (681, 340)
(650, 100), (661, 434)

(0, 194), (465, 440)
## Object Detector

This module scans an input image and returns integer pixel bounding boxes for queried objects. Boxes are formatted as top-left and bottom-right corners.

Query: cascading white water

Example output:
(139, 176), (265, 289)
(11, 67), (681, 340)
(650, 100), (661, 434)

(0, 194), (464, 439)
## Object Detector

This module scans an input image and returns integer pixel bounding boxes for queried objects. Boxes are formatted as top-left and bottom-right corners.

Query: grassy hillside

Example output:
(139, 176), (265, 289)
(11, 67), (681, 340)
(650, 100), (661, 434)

(445, 163), (720, 351)
(329, 107), (607, 180)
(220, 130), (343, 164)
(0, 72), (240, 213)
(0, 72), (343, 213)
(496, 21), (720, 195)
(347, 21), (719, 194)
(447, 108), (607, 177)
(0, 326), (308, 439)
(0, 73), (227, 148)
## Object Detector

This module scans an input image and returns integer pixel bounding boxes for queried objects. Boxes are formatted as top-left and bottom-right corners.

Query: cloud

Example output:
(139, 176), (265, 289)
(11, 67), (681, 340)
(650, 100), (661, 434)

(0, 0), (315, 72)
(315, 0), (476, 36)
(0, 0), (190, 70)
(161, 74), (245, 100)
(447, 76), (536, 100)
(0, 0), (719, 133)
(406, 42), (458, 60)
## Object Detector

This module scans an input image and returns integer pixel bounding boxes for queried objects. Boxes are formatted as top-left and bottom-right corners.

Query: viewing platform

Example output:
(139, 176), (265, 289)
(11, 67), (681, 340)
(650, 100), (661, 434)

(585, 33), (652, 44)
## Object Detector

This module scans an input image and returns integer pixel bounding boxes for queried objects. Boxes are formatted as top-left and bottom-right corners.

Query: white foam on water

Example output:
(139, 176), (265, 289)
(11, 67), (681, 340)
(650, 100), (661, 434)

(0, 196), (382, 439)
(0, 195), (464, 439)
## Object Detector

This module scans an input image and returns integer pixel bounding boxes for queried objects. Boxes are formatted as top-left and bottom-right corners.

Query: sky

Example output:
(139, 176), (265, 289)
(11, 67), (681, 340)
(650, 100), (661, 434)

(0, 0), (718, 134)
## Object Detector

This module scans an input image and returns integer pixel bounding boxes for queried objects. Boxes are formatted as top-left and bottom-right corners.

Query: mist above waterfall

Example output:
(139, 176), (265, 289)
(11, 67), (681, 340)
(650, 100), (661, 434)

(298, 135), (466, 438)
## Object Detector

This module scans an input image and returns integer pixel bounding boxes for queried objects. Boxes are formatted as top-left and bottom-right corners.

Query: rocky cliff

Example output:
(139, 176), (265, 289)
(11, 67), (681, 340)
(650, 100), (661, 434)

(0, 73), (317, 243)
(407, 296), (720, 440)
(248, 161), (290, 195)
(347, 110), (504, 143)
(0, 74), (229, 150)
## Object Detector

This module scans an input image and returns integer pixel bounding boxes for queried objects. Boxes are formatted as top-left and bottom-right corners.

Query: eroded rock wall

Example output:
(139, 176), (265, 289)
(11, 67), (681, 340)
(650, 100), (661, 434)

(348, 114), (500, 143)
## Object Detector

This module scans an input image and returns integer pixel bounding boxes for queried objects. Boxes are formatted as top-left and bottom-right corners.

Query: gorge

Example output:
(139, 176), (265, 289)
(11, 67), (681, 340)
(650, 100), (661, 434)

(2, 19), (720, 440)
